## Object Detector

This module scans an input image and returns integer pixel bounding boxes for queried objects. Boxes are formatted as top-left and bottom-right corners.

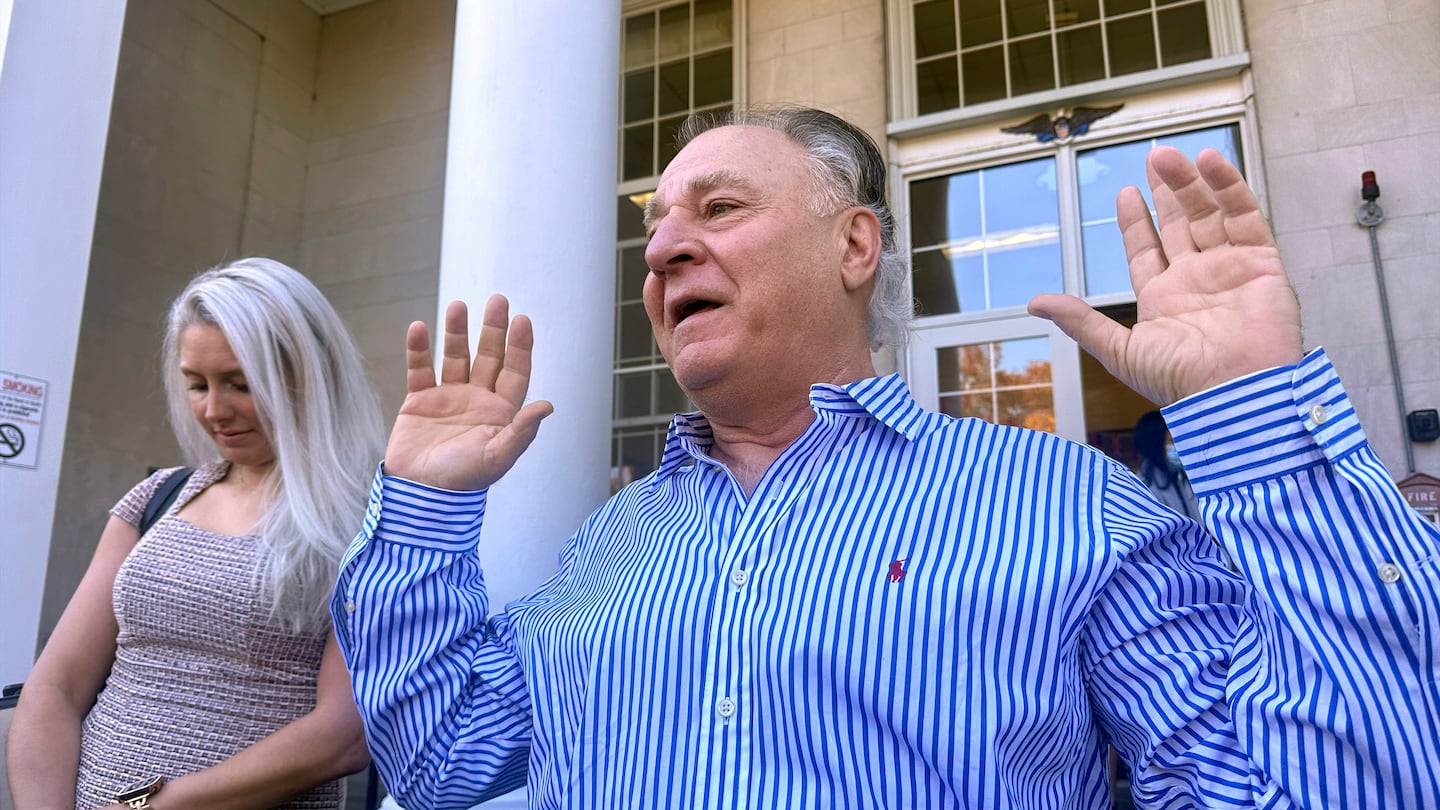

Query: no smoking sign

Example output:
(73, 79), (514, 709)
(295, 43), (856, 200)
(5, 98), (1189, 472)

(0, 370), (47, 469)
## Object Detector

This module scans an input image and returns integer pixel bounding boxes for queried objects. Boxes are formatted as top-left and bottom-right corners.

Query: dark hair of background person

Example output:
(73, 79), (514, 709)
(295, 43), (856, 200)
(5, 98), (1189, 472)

(1134, 410), (1178, 487)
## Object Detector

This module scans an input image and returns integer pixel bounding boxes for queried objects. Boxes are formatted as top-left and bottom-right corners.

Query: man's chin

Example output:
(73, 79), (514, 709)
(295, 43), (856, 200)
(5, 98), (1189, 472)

(667, 347), (730, 397)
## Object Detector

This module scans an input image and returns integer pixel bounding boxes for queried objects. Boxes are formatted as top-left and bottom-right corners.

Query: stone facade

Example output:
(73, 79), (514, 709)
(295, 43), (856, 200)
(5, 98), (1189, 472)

(1246, 0), (1440, 476)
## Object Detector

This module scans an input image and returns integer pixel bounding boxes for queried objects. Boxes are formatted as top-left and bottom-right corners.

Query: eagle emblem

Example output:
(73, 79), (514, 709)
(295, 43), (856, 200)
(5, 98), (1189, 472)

(1001, 104), (1124, 143)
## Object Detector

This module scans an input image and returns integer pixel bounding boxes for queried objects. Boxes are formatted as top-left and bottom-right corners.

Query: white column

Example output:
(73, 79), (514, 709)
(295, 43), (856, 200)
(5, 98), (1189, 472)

(0, 0), (127, 683)
(438, 1), (620, 609)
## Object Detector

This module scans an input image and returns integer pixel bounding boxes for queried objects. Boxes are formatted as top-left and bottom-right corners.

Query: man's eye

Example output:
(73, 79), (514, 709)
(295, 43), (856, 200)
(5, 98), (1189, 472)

(707, 202), (735, 217)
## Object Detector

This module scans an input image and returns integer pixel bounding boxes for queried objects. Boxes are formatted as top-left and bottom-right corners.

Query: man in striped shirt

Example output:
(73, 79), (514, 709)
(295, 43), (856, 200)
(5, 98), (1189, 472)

(333, 107), (1440, 809)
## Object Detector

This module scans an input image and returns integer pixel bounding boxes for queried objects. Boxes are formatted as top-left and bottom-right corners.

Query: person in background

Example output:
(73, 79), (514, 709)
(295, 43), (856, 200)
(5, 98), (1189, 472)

(7, 259), (386, 809)
(1132, 409), (1198, 520)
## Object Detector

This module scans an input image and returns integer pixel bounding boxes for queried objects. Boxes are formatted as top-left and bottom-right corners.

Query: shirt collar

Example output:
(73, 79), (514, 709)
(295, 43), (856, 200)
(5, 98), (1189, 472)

(652, 374), (945, 481)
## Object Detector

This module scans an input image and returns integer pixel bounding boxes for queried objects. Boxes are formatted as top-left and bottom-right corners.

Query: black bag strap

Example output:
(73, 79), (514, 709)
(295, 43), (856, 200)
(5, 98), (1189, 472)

(139, 467), (194, 536)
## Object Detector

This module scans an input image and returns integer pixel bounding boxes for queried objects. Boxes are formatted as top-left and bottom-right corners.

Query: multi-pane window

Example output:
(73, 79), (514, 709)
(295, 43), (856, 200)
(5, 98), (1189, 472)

(612, 0), (735, 490)
(910, 157), (1062, 315)
(1077, 126), (1241, 296)
(621, 0), (734, 181)
(612, 195), (693, 490)
(912, 0), (1214, 114)
(908, 123), (1241, 319)
(937, 338), (1056, 431)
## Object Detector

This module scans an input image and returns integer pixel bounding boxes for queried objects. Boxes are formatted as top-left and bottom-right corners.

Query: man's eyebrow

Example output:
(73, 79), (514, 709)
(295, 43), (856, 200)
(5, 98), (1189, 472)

(643, 193), (664, 230)
(643, 170), (756, 230)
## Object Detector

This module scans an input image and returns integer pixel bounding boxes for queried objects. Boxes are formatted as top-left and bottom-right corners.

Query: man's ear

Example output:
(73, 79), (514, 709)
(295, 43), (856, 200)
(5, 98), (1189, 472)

(838, 206), (883, 292)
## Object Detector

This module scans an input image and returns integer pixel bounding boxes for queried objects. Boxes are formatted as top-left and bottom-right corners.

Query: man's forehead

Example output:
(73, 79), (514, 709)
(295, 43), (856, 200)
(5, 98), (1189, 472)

(645, 127), (794, 223)
(667, 124), (789, 168)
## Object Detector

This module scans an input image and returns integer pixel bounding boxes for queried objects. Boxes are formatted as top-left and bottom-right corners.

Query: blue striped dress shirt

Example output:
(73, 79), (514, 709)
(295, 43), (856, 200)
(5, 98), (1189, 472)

(333, 349), (1440, 809)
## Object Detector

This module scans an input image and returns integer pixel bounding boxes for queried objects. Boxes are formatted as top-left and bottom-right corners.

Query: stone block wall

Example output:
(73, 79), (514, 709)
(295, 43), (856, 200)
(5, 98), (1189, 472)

(40, 0), (454, 645)
(301, 0), (455, 422)
(1246, 0), (1440, 476)
(42, 0), (320, 643)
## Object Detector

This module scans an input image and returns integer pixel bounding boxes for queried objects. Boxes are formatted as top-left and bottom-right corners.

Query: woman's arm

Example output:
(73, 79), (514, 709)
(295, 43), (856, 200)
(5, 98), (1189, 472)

(7, 515), (135, 808)
(137, 633), (370, 810)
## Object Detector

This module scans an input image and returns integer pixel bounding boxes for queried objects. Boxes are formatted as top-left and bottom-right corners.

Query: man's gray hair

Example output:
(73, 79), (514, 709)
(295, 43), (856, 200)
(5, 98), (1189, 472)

(676, 106), (911, 349)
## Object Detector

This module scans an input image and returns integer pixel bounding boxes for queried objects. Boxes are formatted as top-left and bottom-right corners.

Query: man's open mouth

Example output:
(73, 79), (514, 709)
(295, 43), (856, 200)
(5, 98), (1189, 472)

(675, 299), (721, 323)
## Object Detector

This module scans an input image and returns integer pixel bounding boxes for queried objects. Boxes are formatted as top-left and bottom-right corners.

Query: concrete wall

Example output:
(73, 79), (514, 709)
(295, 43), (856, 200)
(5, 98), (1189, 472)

(748, 0), (887, 156)
(301, 0), (454, 422)
(1246, 0), (1440, 477)
(36, 0), (453, 650)
(40, 0), (321, 648)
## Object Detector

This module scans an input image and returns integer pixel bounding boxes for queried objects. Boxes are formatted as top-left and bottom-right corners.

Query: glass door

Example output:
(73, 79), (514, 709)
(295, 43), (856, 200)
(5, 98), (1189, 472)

(908, 316), (1085, 441)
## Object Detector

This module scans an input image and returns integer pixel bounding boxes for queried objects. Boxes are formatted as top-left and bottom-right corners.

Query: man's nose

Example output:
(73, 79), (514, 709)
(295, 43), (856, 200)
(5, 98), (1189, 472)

(644, 212), (702, 273)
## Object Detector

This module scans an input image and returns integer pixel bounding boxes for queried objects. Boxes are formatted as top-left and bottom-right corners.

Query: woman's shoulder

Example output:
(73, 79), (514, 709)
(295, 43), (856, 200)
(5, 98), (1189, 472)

(111, 461), (229, 527)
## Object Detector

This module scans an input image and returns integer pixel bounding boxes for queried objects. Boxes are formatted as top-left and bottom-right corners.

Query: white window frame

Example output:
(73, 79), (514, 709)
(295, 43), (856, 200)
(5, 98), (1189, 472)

(891, 75), (1264, 431)
(618, 0), (748, 201)
(885, 0), (1248, 136)
(612, 0), (747, 485)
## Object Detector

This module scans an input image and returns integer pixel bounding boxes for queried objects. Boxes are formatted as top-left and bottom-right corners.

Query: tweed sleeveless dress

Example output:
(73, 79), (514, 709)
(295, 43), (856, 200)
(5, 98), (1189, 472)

(73, 462), (342, 809)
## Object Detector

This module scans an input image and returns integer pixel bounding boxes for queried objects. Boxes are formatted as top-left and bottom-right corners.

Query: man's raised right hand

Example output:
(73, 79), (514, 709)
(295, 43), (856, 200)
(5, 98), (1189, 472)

(383, 295), (553, 491)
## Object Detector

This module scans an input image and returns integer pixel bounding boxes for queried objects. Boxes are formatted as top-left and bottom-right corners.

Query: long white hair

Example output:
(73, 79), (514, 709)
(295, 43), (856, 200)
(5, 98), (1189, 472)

(162, 258), (386, 631)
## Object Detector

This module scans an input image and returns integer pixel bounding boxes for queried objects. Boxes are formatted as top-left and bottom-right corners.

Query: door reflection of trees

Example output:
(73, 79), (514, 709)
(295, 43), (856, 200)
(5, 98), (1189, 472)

(938, 341), (1056, 433)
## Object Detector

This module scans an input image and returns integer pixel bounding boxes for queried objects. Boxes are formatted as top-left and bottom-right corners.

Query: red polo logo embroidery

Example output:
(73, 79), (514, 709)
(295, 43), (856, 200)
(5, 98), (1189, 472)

(887, 558), (909, 583)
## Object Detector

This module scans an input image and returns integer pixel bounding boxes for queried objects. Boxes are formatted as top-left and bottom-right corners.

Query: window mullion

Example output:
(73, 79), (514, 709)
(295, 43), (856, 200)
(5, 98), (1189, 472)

(1055, 142), (1087, 300)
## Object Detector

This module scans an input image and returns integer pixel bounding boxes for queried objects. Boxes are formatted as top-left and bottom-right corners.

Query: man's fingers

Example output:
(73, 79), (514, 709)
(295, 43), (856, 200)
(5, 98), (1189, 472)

(440, 301), (472, 385)
(404, 320), (435, 394)
(470, 294), (511, 390)
(1028, 293), (1130, 378)
(1196, 149), (1277, 249)
(1151, 146), (1228, 251)
(1117, 186), (1166, 296)
(1147, 149), (1199, 260)
(497, 400), (554, 457)
(495, 314), (536, 409)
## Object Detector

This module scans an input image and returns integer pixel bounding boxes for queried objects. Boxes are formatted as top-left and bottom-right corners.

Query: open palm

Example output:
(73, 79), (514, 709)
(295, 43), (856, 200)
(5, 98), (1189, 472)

(385, 296), (553, 491)
(1030, 147), (1302, 405)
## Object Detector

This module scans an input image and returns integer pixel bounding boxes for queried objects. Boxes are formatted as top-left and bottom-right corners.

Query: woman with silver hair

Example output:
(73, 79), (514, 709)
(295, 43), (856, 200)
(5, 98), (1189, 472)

(8, 259), (385, 809)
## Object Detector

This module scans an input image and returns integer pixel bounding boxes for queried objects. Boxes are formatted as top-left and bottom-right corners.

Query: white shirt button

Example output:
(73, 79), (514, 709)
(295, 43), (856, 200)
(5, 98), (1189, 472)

(344, 600), (356, 614)
(730, 568), (749, 588)
(1309, 404), (1328, 425)
(716, 697), (736, 719)
(1378, 563), (1402, 584)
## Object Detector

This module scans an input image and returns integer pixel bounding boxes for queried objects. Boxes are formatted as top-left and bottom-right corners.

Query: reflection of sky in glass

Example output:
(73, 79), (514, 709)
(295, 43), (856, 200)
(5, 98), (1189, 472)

(954, 254), (986, 312)
(1078, 140), (1149, 220)
(993, 336), (1049, 382)
(1082, 222), (1128, 298)
(909, 156), (1060, 315)
(988, 242), (1060, 308)
(1078, 125), (1240, 296)
(1080, 126), (1240, 222)
(985, 159), (1058, 233)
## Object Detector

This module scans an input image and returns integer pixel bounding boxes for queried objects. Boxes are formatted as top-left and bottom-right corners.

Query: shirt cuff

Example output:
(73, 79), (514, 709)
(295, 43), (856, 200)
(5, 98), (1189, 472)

(1161, 348), (1367, 495)
(346, 462), (490, 555)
